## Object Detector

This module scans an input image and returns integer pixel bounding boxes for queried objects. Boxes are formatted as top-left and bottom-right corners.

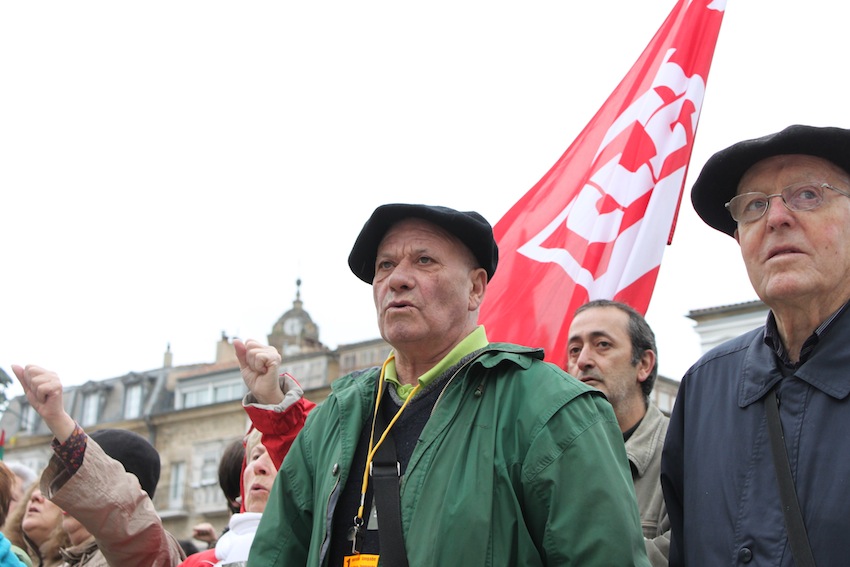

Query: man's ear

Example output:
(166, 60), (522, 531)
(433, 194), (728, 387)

(636, 349), (656, 383)
(734, 228), (740, 244)
(468, 268), (488, 311)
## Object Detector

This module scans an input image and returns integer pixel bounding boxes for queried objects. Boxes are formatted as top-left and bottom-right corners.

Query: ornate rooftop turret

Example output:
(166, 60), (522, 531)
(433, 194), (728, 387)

(268, 279), (323, 356)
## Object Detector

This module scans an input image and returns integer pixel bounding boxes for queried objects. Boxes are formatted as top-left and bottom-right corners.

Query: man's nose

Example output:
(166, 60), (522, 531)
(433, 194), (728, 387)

(387, 260), (415, 289)
(763, 193), (796, 228)
(576, 347), (594, 370)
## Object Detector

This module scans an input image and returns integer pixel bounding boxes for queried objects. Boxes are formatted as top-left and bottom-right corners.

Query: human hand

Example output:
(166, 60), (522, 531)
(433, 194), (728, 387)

(192, 522), (218, 545)
(12, 365), (76, 442)
(234, 339), (284, 405)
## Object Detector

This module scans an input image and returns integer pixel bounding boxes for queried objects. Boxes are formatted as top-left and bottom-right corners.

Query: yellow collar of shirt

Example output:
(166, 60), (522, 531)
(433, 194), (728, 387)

(384, 326), (489, 399)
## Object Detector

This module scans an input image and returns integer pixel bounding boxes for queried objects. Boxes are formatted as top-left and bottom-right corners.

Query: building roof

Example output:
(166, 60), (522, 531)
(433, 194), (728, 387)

(687, 299), (765, 320)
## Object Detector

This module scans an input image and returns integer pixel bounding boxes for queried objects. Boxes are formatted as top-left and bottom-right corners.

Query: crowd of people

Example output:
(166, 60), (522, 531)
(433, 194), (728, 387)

(3, 123), (850, 566)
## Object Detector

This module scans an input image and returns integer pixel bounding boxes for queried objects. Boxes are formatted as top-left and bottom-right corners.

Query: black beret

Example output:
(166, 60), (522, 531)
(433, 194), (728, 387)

(691, 124), (850, 236)
(348, 203), (498, 284)
(90, 429), (161, 499)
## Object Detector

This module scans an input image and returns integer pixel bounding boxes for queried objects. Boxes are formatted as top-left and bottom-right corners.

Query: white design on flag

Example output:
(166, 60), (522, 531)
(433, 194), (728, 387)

(517, 49), (706, 299)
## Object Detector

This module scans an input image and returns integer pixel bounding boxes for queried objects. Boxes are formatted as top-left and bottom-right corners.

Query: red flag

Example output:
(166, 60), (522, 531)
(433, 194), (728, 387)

(479, 0), (725, 368)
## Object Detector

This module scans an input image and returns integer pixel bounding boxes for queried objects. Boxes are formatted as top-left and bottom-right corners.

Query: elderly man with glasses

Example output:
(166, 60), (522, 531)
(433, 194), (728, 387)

(661, 125), (850, 567)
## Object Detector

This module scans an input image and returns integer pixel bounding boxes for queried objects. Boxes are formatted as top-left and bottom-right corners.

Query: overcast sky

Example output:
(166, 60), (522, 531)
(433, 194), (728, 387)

(2, 0), (848, 399)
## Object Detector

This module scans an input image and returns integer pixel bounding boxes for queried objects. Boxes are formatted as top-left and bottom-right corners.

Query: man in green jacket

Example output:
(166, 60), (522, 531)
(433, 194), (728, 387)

(248, 203), (650, 566)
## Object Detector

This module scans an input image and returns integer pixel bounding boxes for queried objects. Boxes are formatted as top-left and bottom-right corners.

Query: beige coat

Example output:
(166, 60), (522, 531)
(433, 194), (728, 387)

(41, 436), (186, 567)
(626, 402), (671, 567)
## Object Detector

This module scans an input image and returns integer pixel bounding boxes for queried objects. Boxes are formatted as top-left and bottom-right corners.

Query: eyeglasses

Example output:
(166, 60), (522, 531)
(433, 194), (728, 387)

(725, 182), (850, 224)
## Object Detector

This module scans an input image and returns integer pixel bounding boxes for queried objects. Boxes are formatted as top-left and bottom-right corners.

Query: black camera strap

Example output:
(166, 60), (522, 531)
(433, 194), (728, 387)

(370, 395), (410, 567)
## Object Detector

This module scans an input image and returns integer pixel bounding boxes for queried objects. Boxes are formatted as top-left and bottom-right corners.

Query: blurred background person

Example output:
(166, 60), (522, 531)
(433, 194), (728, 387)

(18, 485), (68, 567)
(4, 465), (36, 522)
(1, 485), (28, 558)
(216, 439), (245, 517)
(0, 460), (32, 566)
(176, 541), (198, 559)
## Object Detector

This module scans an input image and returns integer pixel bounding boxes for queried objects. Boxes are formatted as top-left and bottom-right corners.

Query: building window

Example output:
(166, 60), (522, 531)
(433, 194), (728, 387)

(169, 462), (185, 509)
(652, 390), (675, 415)
(200, 454), (218, 486)
(20, 405), (37, 434)
(81, 393), (100, 427)
(178, 379), (243, 410)
(181, 388), (211, 409)
(124, 384), (143, 420)
(213, 382), (244, 403)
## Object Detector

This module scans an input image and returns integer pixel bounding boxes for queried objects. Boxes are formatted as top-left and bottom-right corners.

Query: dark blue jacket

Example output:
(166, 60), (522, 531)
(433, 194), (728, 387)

(662, 310), (850, 566)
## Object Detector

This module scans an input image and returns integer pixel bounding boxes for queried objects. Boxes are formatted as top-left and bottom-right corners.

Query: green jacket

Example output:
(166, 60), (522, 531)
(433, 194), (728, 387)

(249, 343), (649, 566)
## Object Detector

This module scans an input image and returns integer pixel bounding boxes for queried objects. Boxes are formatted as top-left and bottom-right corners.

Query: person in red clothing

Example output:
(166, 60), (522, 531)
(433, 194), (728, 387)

(180, 339), (315, 567)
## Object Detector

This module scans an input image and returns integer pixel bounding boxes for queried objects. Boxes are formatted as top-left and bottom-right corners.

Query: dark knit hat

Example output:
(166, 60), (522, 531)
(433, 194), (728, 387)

(90, 429), (161, 498)
(348, 203), (498, 284)
(691, 124), (850, 236)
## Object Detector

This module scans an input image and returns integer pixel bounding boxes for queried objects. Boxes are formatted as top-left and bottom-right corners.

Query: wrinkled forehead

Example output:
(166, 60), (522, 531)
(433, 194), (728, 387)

(738, 154), (850, 194)
(378, 217), (473, 260)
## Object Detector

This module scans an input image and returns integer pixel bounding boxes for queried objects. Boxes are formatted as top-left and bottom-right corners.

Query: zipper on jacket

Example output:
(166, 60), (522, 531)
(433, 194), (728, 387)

(319, 473), (342, 565)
